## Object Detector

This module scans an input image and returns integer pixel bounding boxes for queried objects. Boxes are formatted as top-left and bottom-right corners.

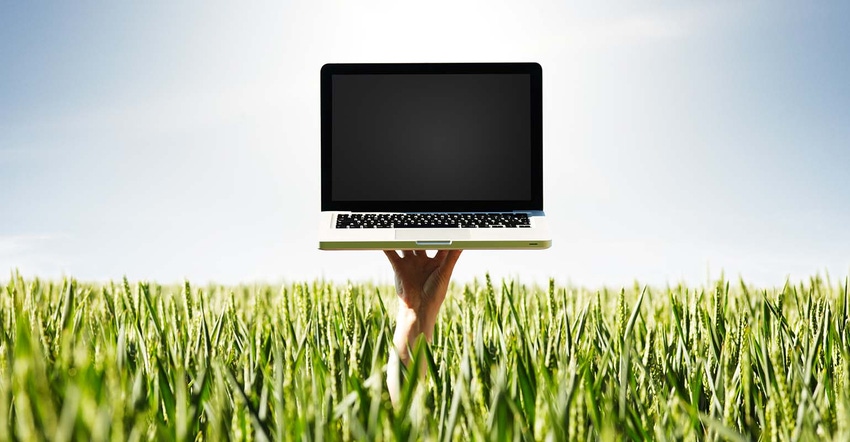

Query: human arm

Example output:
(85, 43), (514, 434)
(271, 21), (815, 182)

(383, 249), (462, 406)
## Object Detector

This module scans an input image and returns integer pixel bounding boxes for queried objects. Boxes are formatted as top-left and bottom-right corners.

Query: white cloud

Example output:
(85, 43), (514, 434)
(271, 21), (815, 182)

(0, 234), (55, 253)
(572, 14), (689, 48)
(0, 234), (68, 280)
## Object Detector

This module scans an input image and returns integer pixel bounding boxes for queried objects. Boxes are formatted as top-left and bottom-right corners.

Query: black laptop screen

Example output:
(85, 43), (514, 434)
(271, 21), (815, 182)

(322, 64), (542, 212)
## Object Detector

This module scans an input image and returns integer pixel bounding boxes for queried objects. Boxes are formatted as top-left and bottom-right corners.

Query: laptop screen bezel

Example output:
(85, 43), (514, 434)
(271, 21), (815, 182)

(321, 62), (543, 212)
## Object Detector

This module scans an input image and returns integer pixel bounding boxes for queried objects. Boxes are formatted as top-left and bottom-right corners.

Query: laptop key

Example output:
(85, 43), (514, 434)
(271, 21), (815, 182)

(336, 213), (532, 229)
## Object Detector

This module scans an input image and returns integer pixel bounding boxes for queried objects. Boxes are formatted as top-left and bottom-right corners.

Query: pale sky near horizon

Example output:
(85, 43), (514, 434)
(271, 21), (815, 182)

(1, 1), (849, 288)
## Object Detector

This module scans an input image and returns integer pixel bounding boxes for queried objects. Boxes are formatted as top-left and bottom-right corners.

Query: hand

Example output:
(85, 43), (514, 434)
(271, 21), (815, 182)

(383, 250), (462, 321)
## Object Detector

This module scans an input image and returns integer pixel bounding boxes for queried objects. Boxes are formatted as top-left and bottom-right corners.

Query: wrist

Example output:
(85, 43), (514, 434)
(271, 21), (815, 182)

(394, 302), (436, 345)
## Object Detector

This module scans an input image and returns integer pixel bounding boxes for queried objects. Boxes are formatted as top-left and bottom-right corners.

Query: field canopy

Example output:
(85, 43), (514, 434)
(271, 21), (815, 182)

(1, 273), (849, 440)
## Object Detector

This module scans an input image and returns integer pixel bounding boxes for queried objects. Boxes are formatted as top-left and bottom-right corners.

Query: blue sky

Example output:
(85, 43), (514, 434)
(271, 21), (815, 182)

(1, 1), (848, 287)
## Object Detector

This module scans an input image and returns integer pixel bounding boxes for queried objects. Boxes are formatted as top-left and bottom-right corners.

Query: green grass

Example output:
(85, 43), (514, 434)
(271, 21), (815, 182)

(1, 272), (849, 441)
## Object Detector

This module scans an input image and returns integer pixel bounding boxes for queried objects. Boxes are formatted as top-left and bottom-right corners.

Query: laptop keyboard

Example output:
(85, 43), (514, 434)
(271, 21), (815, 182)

(335, 213), (531, 229)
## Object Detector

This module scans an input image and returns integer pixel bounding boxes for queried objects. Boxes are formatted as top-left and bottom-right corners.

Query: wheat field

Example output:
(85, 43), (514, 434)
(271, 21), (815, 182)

(0, 272), (848, 441)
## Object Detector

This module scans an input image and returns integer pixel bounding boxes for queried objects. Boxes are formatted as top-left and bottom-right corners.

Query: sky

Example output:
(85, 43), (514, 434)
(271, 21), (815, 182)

(1, 1), (849, 288)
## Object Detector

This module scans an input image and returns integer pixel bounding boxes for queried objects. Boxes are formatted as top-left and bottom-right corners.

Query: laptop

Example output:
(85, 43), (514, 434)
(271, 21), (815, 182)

(318, 62), (551, 250)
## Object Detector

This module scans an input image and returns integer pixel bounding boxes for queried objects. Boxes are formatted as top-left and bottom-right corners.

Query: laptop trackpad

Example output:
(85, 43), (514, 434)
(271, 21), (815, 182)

(395, 229), (471, 240)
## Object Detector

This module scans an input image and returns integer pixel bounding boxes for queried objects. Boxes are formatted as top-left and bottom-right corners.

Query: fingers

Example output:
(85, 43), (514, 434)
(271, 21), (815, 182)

(391, 249), (458, 261)
(443, 249), (462, 272)
(434, 249), (460, 263)
(383, 250), (401, 266)
(388, 250), (431, 262)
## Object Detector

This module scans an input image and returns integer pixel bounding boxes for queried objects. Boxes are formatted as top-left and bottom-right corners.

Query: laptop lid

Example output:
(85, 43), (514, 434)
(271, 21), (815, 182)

(321, 63), (543, 213)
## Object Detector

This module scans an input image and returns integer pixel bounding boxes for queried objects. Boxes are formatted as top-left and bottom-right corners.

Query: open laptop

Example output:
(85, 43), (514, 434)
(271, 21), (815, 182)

(318, 62), (551, 250)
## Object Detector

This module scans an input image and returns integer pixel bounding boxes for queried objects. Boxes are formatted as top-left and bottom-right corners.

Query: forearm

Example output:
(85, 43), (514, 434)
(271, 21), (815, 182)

(393, 305), (437, 367)
(387, 302), (438, 406)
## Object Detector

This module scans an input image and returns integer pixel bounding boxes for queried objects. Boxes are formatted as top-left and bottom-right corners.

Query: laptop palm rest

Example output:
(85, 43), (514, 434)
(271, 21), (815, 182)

(395, 229), (472, 241)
